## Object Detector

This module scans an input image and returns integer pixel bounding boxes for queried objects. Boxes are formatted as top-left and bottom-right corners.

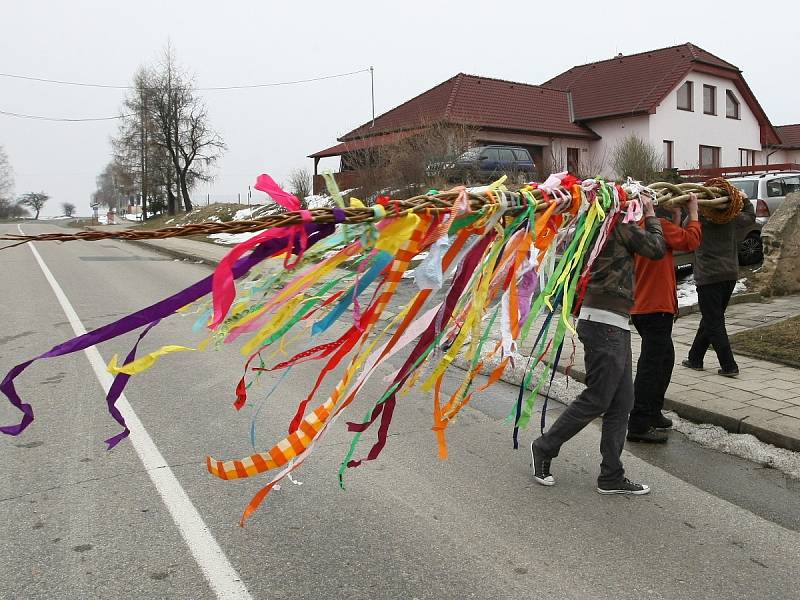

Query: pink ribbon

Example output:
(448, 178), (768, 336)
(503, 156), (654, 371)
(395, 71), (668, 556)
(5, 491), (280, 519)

(210, 175), (304, 329)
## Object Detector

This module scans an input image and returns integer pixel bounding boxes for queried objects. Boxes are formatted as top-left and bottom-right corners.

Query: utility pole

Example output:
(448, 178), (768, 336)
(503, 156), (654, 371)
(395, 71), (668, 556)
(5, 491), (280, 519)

(140, 87), (148, 221)
(370, 66), (375, 128)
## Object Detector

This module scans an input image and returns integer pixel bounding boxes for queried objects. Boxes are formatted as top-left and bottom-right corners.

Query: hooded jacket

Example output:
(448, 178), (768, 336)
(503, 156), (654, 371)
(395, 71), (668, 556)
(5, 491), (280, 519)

(583, 216), (666, 317)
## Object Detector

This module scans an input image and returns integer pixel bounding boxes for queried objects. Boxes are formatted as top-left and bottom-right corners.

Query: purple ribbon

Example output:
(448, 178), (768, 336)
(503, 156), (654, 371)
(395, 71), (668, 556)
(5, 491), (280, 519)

(1, 223), (334, 445)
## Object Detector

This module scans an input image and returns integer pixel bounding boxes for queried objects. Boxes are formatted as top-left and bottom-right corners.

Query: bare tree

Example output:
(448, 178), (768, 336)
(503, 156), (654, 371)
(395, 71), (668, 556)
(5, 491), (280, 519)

(61, 202), (76, 217)
(114, 68), (174, 216)
(19, 192), (49, 219)
(611, 134), (663, 183)
(148, 45), (226, 212)
(577, 149), (609, 180)
(287, 168), (312, 206)
(337, 121), (478, 201)
(110, 47), (224, 216)
(0, 145), (15, 218)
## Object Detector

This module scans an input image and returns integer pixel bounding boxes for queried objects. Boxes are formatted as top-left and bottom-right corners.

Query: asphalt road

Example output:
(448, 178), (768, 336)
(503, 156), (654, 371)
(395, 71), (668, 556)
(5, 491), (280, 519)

(1, 222), (799, 600)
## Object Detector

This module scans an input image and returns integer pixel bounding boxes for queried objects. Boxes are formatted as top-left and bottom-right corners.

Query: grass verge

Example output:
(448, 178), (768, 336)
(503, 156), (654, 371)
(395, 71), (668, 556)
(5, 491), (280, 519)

(730, 315), (800, 368)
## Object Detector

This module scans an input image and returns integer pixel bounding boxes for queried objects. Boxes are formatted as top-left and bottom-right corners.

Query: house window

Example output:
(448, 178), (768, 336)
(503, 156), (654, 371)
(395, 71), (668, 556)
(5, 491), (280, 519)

(663, 140), (674, 169)
(677, 81), (693, 111)
(703, 85), (717, 115)
(726, 90), (740, 119)
(739, 148), (756, 167)
(567, 147), (580, 173)
(699, 145), (721, 169)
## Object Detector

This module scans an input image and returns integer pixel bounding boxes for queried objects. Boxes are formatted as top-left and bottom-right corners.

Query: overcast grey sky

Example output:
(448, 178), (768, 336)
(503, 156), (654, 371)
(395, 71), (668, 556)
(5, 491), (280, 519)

(2, 0), (798, 216)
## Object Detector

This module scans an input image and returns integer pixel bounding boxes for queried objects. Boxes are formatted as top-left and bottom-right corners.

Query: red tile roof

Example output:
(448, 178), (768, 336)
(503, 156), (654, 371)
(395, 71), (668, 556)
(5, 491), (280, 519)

(543, 43), (740, 120)
(340, 74), (598, 141)
(309, 129), (422, 158)
(776, 124), (800, 148)
(310, 42), (782, 158)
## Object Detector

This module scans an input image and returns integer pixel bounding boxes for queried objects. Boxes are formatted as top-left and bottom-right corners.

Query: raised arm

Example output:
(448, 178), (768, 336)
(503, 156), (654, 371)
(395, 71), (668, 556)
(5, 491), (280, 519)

(618, 195), (666, 260)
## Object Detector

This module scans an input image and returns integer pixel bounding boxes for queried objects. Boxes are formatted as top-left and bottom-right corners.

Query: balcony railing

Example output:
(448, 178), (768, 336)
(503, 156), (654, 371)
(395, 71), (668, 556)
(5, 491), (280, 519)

(679, 163), (800, 181)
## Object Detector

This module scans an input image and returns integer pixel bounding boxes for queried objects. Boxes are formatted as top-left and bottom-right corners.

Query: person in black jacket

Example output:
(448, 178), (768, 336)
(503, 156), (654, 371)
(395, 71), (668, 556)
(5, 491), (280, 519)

(682, 199), (755, 377)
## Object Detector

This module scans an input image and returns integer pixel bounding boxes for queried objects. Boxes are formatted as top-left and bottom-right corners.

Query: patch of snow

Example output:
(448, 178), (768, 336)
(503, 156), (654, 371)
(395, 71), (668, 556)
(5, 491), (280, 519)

(206, 215), (222, 223)
(165, 218), (175, 225)
(671, 413), (800, 480)
(676, 276), (699, 308)
(124, 214), (141, 222)
(677, 275), (747, 308)
(304, 189), (356, 210)
(208, 231), (263, 245)
(305, 195), (332, 209)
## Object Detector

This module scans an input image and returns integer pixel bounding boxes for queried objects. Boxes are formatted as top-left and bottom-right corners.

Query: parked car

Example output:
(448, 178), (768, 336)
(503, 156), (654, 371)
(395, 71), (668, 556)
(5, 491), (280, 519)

(728, 172), (800, 223)
(438, 145), (535, 182)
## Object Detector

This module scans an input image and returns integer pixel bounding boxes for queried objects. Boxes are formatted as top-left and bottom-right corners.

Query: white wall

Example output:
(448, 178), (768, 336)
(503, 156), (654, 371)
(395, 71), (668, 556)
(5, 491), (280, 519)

(768, 149), (800, 165)
(647, 71), (763, 170)
(582, 115), (651, 178)
(547, 137), (598, 175)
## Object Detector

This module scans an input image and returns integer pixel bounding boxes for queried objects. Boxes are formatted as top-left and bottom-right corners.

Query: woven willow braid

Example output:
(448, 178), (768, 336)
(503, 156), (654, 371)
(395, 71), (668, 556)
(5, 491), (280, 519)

(0, 179), (746, 247)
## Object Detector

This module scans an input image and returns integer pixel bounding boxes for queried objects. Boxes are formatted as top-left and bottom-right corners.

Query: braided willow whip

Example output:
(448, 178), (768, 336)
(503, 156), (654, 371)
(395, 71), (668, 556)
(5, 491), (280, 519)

(0, 179), (744, 247)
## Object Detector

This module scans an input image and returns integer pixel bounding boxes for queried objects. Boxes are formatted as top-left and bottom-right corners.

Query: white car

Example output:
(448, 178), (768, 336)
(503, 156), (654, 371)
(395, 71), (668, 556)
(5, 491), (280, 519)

(729, 172), (800, 225)
(723, 172), (800, 264)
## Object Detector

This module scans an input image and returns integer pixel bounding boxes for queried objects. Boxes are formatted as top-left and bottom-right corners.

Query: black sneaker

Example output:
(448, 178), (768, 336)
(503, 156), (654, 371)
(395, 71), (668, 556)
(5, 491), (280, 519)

(626, 427), (668, 444)
(652, 413), (673, 429)
(681, 359), (704, 371)
(718, 367), (739, 378)
(530, 442), (555, 486)
(597, 478), (651, 495)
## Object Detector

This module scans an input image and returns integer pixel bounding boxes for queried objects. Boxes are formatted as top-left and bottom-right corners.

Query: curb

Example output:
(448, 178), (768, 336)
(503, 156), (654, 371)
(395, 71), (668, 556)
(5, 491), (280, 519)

(549, 362), (799, 452)
(126, 239), (222, 266)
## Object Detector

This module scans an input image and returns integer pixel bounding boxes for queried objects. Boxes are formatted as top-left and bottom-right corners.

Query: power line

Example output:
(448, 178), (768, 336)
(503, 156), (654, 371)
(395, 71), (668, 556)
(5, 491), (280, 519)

(0, 109), (133, 122)
(0, 67), (371, 91)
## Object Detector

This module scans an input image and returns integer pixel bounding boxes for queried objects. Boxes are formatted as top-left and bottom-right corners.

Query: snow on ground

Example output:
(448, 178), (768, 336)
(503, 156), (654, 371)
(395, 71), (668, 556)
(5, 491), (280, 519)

(671, 414), (800, 479)
(124, 213), (141, 222)
(677, 274), (747, 307)
(233, 205), (272, 221)
(208, 231), (263, 245)
(304, 189), (355, 210)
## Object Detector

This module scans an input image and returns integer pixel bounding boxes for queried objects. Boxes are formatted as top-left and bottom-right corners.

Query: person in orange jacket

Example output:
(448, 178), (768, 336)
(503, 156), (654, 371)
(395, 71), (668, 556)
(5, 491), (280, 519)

(627, 193), (701, 443)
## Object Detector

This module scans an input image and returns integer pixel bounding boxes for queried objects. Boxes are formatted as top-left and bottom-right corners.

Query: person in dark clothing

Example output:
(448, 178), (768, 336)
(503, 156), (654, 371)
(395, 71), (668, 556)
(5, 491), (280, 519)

(531, 194), (666, 495)
(683, 198), (755, 377)
(627, 194), (701, 444)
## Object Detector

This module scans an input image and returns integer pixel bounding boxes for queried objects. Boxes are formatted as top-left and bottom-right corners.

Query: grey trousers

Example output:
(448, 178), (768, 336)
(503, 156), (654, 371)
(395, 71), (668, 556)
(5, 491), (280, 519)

(533, 319), (633, 486)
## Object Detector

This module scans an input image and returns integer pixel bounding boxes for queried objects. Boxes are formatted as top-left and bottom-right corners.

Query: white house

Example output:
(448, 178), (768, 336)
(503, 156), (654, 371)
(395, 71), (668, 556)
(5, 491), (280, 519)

(543, 43), (782, 176)
(310, 43), (793, 191)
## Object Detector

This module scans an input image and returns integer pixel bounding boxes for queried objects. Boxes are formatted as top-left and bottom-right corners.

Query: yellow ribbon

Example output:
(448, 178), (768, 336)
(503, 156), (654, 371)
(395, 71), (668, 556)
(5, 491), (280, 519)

(107, 345), (195, 376)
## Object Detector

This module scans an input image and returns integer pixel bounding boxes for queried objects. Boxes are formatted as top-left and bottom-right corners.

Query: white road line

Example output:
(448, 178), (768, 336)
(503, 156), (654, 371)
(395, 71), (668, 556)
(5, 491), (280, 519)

(19, 226), (252, 600)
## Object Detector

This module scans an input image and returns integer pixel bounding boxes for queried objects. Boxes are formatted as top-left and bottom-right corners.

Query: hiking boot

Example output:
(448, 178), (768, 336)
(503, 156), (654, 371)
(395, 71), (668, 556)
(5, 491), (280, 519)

(530, 442), (555, 486)
(681, 359), (704, 371)
(718, 367), (739, 378)
(597, 478), (651, 495)
(626, 427), (668, 444)
(653, 413), (673, 429)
